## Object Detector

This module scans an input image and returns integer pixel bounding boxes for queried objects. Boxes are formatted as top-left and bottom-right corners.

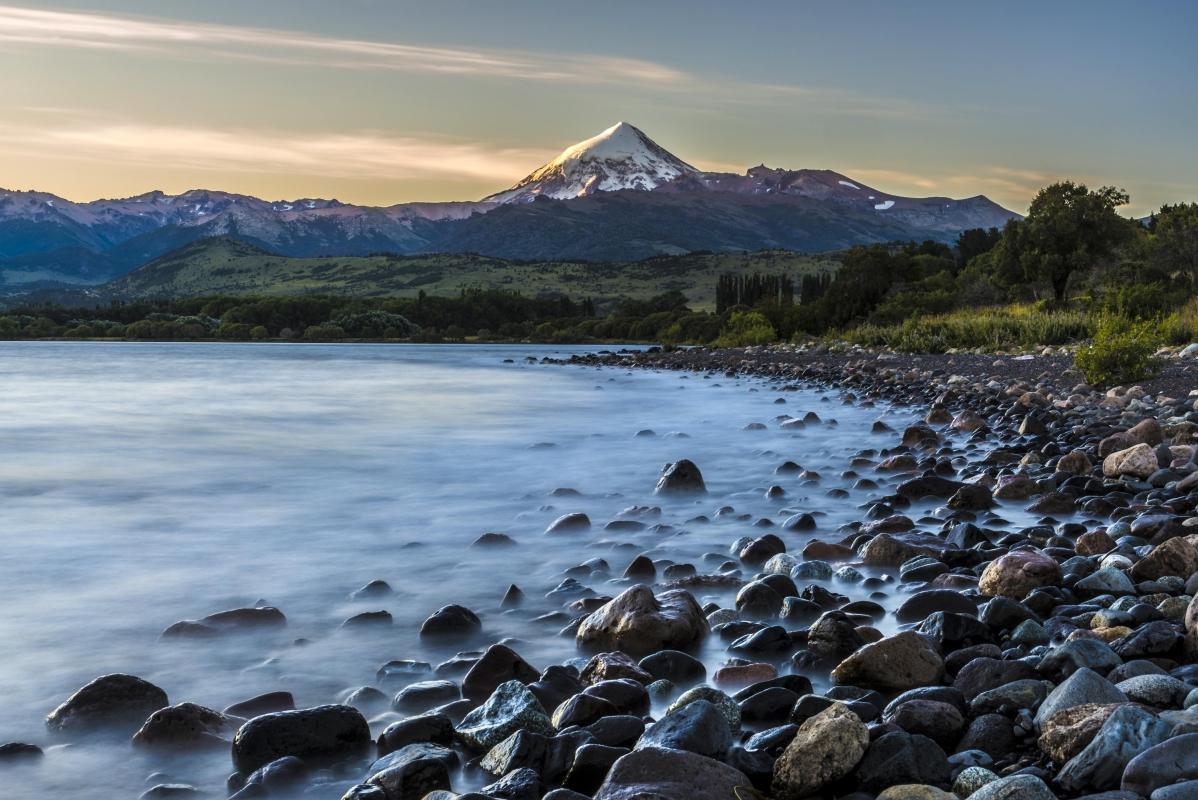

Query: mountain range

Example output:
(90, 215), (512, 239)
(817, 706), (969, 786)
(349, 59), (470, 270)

(0, 122), (1018, 288)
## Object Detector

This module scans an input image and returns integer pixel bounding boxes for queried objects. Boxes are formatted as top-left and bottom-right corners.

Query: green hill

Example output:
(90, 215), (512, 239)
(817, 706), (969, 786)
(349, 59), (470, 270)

(104, 237), (839, 309)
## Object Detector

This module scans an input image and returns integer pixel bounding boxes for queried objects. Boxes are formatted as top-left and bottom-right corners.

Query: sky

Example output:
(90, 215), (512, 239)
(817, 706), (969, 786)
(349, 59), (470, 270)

(1, 1), (1195, 215)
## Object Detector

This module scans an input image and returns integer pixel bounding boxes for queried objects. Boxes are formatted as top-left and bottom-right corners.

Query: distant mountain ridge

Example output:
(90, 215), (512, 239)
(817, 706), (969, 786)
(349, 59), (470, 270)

(0, 122), (1019, 286)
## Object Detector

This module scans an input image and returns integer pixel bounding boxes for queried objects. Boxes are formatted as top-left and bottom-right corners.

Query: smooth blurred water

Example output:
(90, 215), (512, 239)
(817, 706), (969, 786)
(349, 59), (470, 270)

(0, 341), (927, 799)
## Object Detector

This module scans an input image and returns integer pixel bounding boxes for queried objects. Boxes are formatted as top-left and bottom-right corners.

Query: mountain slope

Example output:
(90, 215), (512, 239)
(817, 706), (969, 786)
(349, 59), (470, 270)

(483, 122), (698, 203)
(0, 121), (1020, 287)
(103, 235), (837, 308)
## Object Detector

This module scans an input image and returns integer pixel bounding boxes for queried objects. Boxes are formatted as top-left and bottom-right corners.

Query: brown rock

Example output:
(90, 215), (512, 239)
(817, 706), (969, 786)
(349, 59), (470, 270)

(803, 540), (855, 561)
(712, 663), (777, 690)
(1038, 703), (1120, 763)
(993, 475), (1039, 500)
(1102, 443), (1159, 479)
(579, 652), (652, 686)
(1056, 450), (1093, 476)
(979, 551), (1062, 599)
(1129, 535), (1198, 582)
(576, 585), (707, 657)
(830, 631), (945, 692)
(771, 703), (869, 799)
(1076, 531), (1117, 556)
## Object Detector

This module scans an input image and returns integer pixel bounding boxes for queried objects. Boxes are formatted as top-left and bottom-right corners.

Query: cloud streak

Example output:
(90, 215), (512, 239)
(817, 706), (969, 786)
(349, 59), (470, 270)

(0, 5), (689, 85)
(0, 119), (555, 185)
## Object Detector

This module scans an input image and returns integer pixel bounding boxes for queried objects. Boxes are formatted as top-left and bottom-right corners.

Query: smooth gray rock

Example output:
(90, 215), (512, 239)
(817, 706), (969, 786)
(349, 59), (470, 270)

(634, 699), (730, 758)
(967, 774), (1056, 800)
(1035, 668), (1127, 727)
(1057, 704), (1172, 792)
(1121, 733), (1198, 796)
(232, 704), (370, 775)
(365, 742), (457, 800)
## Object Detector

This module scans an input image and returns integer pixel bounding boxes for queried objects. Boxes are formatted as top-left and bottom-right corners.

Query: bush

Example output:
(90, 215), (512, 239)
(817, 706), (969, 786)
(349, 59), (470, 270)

(303, 323), (346, 341)
(1162, 297), (1198, 344)
(716, 311), (777, 347)
(250, 325), (269, 340)
(1075, 315), (1162, 387)
(847, 305), (1092, 353)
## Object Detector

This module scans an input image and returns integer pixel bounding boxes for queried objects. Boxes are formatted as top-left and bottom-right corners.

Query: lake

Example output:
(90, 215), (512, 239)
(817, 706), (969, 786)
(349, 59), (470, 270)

(0, 341), (927, 798)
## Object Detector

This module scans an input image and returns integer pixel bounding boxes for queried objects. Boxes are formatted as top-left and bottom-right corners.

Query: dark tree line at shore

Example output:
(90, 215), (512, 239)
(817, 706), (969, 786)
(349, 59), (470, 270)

(2, 183), (1196, 350)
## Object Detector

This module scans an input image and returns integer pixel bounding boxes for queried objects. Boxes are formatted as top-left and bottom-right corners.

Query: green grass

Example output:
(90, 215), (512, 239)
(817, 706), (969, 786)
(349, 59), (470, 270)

(107, 237), (838, 310)
(843, 304), (1094, 352)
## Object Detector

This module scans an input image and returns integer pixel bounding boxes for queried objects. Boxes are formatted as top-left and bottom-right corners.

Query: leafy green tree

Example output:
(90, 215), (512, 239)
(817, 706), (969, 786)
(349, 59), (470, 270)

(994, 182), (1132, 305)
(716, 310), (777, 347)
(1150, 203), (1198, 291)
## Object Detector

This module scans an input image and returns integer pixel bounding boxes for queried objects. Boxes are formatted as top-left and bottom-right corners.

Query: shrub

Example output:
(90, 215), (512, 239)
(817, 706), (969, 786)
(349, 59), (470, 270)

(250, 325), (269, 340)
(846, 305), (1092, 353)
(1161, 297), (1198, 345)
(303, 323), (346, 341)
(716, 311), (777, 347)
(1074, 315), (1162, 387)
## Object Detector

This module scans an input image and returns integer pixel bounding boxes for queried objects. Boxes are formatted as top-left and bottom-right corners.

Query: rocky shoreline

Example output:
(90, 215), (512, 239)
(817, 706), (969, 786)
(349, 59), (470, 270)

(7, 343), (1198, 800)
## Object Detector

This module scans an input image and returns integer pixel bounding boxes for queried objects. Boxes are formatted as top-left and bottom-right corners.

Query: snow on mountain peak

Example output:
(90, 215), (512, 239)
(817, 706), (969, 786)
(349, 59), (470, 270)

(484, 122), (697, 204)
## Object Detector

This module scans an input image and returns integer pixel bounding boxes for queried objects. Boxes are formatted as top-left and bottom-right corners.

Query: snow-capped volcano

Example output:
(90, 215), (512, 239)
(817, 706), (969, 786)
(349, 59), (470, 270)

(484, 121), (698, 204)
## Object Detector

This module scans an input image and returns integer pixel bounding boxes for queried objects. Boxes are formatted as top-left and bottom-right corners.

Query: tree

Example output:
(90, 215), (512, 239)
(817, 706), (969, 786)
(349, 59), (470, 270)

(994, 182), (1132, 305)
(1150, 203), (1198, 291)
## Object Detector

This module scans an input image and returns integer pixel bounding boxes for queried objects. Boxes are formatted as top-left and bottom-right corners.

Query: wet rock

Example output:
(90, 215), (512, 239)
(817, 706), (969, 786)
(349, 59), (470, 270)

(0, 742), (42, 760)
(132, 702), (236, 749)
(896, 589), (977, 623)
(454, 681), (553, 751)
(970, 678), (1049, 716)
(163, 606), (286, 637)
(46, 674), (168, 735)
(552, 693), (618, 729)
(462, 645), (539, 701)
(807, 611), (866, 660)
(666, 686), (741, 732)
(580, 652), (652, 686)
(364, 742), (457, 800)
(713, 663), (777, 690)
(957, 713), (1016, 760)
(735, 580), (784, 619)
(1120, 733), (1198, 796)
(831, 631), (944, 692)
(378, 713), (454, 756)
(232, 704), (371, 775)
(482, 766), (542, 800)
(576, 585), (707, 657)
(948, 484), (993, 510)
(419, 605), (481, 638)
(638, 650), (705, 685)
(593, 746), (752, 800)
(876, 785), (956, 800)
(343, 610), (393, 627)
(1034, 668), (1127, 727)
(979, 550), (1062, 599)
(1038, 638), (1122, 678)
(771, 702), (868, 800)
(1056, 703), (1172, 792)
(654, 460), (706, 494)
(634, 699), (730, 757)
(224, 691), (295, 718)
(393, 681), (459, 713)
(350, 579), (394, 600)
(1057, 450), (1093, 475)
(546, 513), (592, 534)
(140, 785), (203, 799)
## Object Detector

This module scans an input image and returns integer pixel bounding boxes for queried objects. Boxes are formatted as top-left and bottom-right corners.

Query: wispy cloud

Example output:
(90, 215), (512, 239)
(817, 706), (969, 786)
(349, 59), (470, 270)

(0, 119), (555, 185)
(0, 5), (689, 85)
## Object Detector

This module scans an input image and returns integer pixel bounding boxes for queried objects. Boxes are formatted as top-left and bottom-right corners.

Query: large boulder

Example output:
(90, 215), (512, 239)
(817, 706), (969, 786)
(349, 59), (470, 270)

(593, 747), (752, 800)
(454, 681), (553, 751)
(231, 705), (370, 775)
(830, 631), (944, 693)
(576, 586), (707, 657)
(854, 731), (951, 792)
(654, 460), (706, 494)
(46, 674), (168, 736)
(1102, 443), (1159, 479)
(771, 702), (869, 799)
(967, 775), (1056, 800)
(978, 551), (1061, 599)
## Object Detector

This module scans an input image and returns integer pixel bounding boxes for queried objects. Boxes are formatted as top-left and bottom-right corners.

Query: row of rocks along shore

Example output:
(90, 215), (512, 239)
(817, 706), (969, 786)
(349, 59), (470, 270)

(7, 341), (1198, 800)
